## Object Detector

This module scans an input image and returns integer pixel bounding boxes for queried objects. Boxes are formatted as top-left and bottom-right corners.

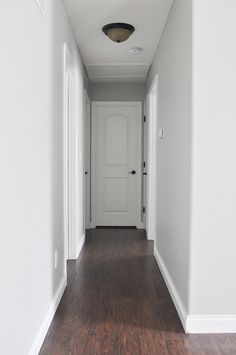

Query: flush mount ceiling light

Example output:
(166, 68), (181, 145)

(102, 23), (135, 43)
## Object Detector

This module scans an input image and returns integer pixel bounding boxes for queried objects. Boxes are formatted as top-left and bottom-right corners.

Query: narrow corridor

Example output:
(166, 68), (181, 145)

(40, 229), (236, 354)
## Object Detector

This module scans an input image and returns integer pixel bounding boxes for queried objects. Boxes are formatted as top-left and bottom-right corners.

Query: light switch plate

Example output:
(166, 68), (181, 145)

(158, 128), (164, 139)
(54, 251), (58, 269)
(34, 0), (46, 17)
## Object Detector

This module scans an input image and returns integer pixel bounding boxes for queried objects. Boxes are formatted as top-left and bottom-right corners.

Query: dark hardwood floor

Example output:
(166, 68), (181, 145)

(40, 228), (236, 354)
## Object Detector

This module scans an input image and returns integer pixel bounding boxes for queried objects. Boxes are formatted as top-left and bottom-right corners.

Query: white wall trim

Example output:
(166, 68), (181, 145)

(146, 75), (158, 241)
(28, 277), (67, 355)
(86, 62), (151, 67)
(186, 315), (236, 334)
(154, 246), (187, 331)
(89, 221), (96, 229)
(63, 42), (74, 268)
(76, 234), (86, 260)
(84, 90), (91, 231)
(70, 233), (86, 260)
(137, 222), (144, 229)
(154, 246), (236, 334)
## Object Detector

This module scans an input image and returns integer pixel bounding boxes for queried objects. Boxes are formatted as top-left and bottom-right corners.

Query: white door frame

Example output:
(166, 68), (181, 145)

(63, 43), (74, 271)
(91, 101), (142, 228)
(146, 75), (158, 241)
(83, 89), (91, 230)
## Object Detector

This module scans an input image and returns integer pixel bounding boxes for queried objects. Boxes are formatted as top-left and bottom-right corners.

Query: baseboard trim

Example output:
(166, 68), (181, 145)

(146, 234), (154, 241)
(154, 246), (187, 331)
(76, 233), (85, 259)
(28, 276), (67, 355)
(186, 315), (236, 334)
(70, 233), (86, 260)
(154, 247), (236, 334)
(137, 222), (144, 230)
(90, 221), (96, 229)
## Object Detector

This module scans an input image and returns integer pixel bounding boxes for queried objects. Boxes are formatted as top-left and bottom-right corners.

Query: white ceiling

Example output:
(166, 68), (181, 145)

(63, 0), (173, 83)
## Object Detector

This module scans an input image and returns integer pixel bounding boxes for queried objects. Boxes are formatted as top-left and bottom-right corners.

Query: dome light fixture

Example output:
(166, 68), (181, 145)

(102, 23), (135, 43)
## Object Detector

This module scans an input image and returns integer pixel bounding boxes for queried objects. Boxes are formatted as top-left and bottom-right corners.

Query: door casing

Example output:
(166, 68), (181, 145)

(84, 90), (91, 229)
(63, 43), (75, 270)
(146, 75), (158, 241)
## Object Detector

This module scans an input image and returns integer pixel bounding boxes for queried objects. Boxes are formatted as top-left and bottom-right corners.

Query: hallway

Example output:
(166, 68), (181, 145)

(40, 229), (236, 355)
(2, 1), (236, 353)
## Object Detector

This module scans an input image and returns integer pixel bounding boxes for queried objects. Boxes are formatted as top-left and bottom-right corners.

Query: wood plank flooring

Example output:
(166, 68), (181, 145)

(40, 228), (236, 354)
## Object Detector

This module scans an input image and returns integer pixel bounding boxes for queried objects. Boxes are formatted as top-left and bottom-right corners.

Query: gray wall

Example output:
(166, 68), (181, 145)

(146, 0), (192, 312)
(189, 0), (236, 317)
(0, 1), (86, 353)
(91, 83), (145, 102)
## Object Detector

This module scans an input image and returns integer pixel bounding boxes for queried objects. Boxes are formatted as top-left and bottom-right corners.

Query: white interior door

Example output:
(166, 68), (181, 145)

(92, 102), (142, 227)
(84, 91), (91, 229)
(142, 98), (148, 228)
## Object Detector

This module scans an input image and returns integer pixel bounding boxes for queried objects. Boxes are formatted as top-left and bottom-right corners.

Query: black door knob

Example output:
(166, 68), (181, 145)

(128, 170), (136, 175)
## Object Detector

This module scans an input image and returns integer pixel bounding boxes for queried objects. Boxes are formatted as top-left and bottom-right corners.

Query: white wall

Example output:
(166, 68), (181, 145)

(189, 0), (236, 316)
(148, 0), (236, 331)
(91, 82), (145, 102)
(146, 0), (192, 311)
(0, 0), (88, 354)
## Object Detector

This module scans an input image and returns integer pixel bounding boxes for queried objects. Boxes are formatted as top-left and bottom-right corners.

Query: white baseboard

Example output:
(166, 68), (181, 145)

(87, 224), (95, 230)
(146, 234), (154, 241)
(186, 315), (236, 334)
(70, 233), (86, 260)
(77, 233), (85, 258)
(154, 247), (236, 334)
(153, 246), (187, 331)
(137, 222), (144, 230)
(90, 221), (96, 229)
(28, 276), (67, 355)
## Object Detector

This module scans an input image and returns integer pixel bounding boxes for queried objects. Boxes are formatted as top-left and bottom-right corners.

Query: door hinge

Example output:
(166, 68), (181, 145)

(143, 207), (146, 214)
(144, 116), (146, 122)
(143, 161), (146, 168)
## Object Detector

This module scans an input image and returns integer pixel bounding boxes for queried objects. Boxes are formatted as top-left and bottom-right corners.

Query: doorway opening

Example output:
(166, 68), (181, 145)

(84, 83), (158, 239)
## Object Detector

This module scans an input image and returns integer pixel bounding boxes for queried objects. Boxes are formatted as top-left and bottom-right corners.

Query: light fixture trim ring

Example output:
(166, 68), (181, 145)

(102, 22), (135, 34)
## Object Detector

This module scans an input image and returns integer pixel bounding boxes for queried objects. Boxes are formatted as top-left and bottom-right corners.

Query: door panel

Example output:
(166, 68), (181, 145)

(92, 102), (142, 227)
(104, 178), (129, 212)
(105, 115), (128, 165)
